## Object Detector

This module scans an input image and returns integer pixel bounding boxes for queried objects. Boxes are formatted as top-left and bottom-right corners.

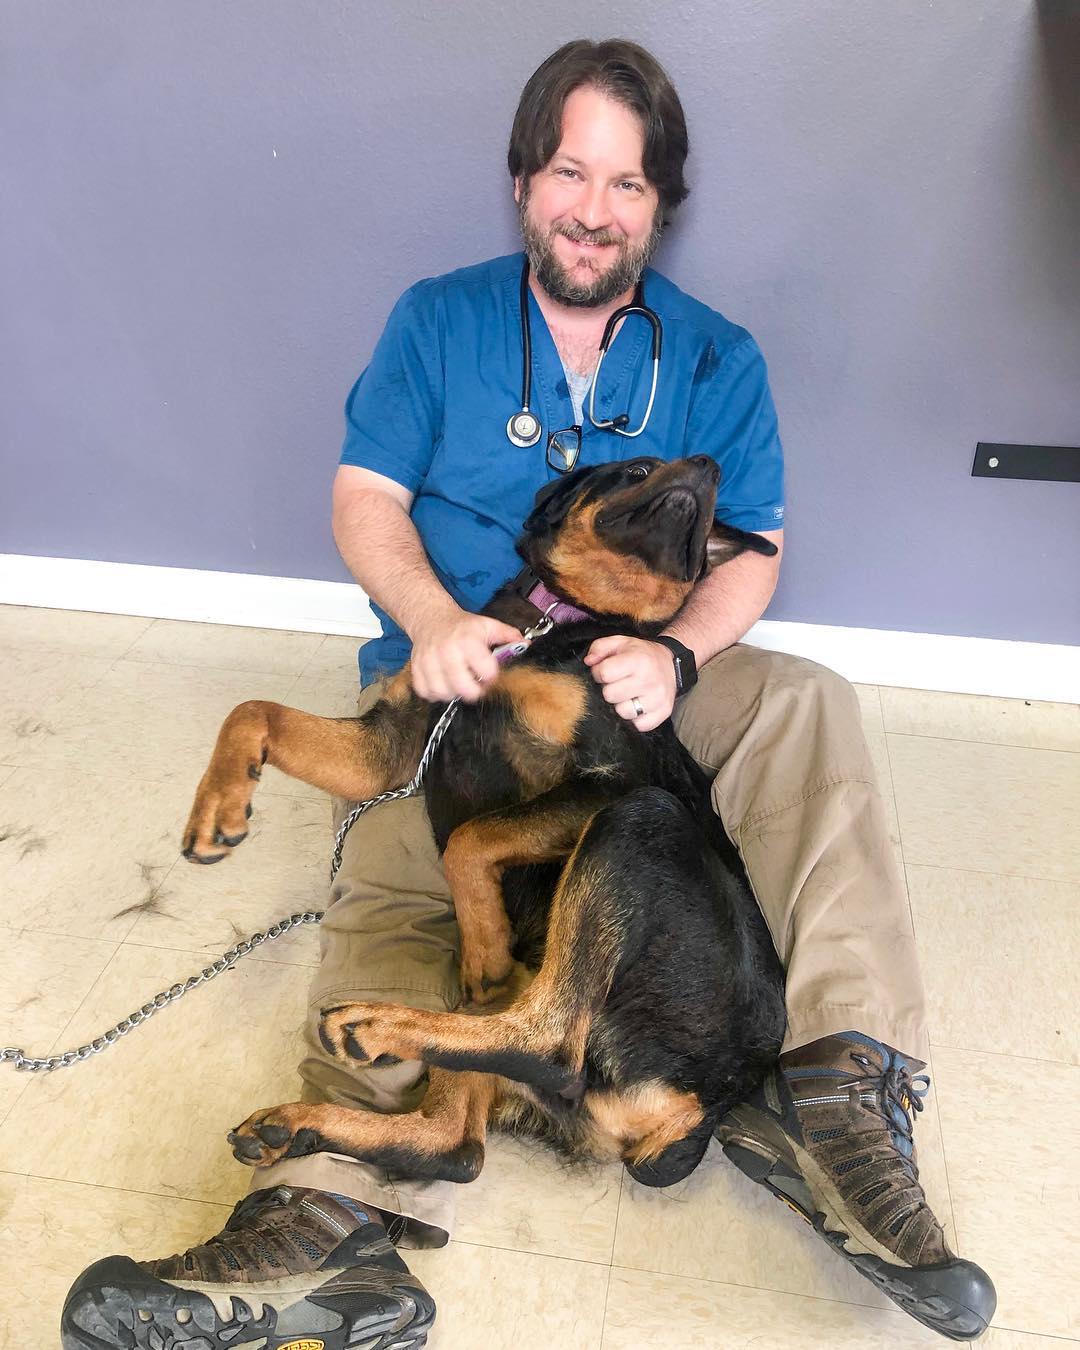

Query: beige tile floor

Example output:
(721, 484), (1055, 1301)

(0, 602), (1077, 1349)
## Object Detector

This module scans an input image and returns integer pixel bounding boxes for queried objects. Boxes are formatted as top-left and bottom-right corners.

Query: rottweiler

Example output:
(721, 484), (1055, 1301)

(183, 454), (786, 1189)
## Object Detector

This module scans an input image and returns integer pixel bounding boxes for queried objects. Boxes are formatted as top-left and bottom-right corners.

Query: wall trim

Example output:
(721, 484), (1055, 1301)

(1, 554), (1076, 704)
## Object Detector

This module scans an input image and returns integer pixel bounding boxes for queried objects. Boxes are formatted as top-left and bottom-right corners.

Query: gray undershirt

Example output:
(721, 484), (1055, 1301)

(561, 363), (593, 426)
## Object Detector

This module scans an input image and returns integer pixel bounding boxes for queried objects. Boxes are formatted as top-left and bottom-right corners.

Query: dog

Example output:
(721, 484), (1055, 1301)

(183, 454), (786, 1189)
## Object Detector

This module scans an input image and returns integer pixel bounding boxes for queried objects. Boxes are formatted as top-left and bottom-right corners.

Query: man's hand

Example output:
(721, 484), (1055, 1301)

(409, 607), (523, 703)
(584, 636), (678, 732)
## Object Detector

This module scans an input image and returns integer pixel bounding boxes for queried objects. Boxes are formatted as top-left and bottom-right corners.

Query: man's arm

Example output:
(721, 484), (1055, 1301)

(332, 465), (521, 701)
(584, 528), (783, 732)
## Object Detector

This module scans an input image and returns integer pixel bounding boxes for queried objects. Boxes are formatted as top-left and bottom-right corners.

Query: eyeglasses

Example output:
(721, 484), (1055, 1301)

(546, 425), (582, 474)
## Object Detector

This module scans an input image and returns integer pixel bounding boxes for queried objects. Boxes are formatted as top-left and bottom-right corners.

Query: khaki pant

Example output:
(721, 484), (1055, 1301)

(256, 644), (927, 1246)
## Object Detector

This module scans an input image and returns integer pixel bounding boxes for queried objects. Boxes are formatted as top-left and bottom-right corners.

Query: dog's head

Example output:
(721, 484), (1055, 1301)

(517, 456), (778, 629)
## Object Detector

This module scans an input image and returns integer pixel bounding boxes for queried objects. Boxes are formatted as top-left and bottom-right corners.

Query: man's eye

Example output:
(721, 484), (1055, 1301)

(628, 464), (650, 479)
(619, 181), (643, 193)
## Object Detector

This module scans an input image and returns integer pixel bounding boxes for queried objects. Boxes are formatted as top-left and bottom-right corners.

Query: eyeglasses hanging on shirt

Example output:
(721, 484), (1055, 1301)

(506, 259), (663, 473)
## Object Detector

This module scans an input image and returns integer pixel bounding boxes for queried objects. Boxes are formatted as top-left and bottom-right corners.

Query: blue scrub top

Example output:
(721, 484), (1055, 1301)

(341, 252), (785, 683)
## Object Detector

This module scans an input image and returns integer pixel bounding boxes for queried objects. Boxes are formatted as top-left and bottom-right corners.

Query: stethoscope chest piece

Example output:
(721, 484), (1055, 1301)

(506, 409), (542, 448)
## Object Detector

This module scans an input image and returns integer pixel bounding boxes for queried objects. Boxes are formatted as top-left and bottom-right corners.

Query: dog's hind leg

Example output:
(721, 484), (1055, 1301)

(228, 1068), (496, 1182)
(183, 666), (427, 863)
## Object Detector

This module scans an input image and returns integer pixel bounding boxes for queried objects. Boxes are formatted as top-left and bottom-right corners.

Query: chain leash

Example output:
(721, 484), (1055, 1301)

(2, 608), (559, 1074)
(0, 910), (324, 1073)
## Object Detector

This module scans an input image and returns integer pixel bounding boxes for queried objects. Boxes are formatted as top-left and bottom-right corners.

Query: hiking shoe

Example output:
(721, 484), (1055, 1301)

(715, 1032), (996, 1341)
(60, 1185), (436, 1349)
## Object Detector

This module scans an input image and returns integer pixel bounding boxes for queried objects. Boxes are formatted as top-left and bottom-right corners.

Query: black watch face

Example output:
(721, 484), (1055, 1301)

(672, 652), (687, 692)
(664, 640), (695, 693)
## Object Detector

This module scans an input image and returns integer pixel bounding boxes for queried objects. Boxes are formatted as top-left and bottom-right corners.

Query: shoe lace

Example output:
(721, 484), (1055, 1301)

(849, 1052), (930, 1185)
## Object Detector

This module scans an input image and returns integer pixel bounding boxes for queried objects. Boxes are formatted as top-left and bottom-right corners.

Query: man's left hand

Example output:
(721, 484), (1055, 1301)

(584, 636), (678, 732)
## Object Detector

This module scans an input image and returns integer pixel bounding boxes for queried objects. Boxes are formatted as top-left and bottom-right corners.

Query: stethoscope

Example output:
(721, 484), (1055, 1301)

(506, 259), (663, 450)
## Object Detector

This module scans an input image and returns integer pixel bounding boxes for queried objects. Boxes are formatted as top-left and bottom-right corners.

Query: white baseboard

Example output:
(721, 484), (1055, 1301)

(1, 554), (1076, 704)
(0, 554), (381, 638)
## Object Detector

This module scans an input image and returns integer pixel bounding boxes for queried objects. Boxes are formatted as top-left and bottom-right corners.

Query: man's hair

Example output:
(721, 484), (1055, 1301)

(508, 39), (690, 220)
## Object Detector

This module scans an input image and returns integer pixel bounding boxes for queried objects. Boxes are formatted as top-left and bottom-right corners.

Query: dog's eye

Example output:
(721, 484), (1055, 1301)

(627, 464), (651, 479)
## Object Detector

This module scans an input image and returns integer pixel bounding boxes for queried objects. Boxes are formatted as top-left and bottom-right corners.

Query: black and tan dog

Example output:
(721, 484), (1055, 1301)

(184, 455), (786, 1189)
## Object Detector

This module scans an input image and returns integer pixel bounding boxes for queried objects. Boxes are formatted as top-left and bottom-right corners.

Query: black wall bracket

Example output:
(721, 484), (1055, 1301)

(972, 443), (1080, 484)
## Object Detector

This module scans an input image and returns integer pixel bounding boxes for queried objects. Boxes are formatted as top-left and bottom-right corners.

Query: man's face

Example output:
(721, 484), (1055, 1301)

(517, 85), (662, 308)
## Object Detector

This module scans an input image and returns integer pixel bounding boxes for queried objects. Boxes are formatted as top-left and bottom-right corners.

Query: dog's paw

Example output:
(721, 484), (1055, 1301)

(318, 1002), (410, 1066)
(462, 955), (527, 1007)
(460, 934), (520, 1007)
(228, 1104), (321, 1166)
(182, 764), (261, 863)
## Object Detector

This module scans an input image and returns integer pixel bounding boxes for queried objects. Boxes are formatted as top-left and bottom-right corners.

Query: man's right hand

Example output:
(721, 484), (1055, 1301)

(408, 607), (523, 703)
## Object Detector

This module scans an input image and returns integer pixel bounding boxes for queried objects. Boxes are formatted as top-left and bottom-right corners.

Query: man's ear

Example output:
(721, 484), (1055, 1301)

(523, 470), (589, 533)
(705, 522), (780, 570)
(513, 176), (523, 206)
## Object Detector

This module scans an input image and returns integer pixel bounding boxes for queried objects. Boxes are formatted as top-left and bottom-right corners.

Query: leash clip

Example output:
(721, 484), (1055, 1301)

(492, 603), (557, 666)
(523, 606), (557, 642)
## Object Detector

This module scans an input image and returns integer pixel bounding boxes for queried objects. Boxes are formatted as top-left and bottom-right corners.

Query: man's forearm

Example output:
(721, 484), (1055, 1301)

(662, 535), (783, 666)
(333, 489), (456, 640)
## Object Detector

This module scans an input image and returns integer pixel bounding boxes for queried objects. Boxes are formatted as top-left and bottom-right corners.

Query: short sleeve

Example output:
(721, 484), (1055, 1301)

(339, 283), (444, 494)
(687, 335), (785, 532)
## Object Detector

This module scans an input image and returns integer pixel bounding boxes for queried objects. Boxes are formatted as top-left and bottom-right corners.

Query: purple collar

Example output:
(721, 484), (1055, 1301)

(523, 579), (592, 627)
(491, 571), (592, 666)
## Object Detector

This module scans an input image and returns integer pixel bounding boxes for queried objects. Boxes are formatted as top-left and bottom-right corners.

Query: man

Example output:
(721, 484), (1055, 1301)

(63, 39), (996, 1349)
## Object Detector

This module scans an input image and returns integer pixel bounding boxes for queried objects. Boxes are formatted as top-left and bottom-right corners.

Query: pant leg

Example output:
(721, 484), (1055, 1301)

(253, 681), (459, 1249)
(672, 643), (928, 1061)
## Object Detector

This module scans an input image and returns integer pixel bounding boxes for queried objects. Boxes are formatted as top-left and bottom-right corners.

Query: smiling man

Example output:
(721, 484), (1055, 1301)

(63, 39), (995, 1350)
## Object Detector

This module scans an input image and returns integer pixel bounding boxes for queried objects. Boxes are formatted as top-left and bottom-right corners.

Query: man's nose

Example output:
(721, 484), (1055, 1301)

(575, 182), (612, 233)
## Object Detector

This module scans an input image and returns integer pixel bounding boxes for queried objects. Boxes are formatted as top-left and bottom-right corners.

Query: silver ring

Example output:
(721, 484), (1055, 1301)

(631, 697), (645, 718)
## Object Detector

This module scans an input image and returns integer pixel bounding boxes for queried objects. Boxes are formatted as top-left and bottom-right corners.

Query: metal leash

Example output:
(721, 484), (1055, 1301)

(1, 609), (558, 1074)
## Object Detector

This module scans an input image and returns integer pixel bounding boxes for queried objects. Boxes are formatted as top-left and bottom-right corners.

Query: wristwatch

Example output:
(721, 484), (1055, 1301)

(652, 635), (698, 696)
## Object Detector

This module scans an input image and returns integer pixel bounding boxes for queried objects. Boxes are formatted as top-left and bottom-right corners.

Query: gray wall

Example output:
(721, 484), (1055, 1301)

(2, 2), (1078, 645)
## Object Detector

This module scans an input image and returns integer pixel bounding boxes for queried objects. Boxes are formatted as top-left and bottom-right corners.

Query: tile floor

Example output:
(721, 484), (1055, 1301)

(0, 603), (1077, 1349)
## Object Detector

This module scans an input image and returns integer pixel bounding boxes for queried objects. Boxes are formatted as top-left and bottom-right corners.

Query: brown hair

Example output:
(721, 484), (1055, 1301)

(508, 40), (690, 220)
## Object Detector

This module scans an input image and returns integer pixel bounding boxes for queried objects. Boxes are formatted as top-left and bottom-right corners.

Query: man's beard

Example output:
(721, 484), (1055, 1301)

(519, 188), (662, 309)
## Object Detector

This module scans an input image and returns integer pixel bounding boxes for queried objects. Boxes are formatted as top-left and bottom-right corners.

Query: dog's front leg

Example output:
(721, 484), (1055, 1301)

(183, 667), (425, 863)
(228, 1069), (494, 1183)
(444, 790), (610, 1004)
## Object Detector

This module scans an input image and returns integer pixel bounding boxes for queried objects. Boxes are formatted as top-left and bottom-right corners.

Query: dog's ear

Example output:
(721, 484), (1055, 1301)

(523, 469), (590, 534)
(705, 522), (779, 571)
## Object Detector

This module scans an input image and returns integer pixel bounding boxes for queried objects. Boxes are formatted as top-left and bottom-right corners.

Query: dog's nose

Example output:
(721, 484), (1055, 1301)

(687, 455), (720, 480)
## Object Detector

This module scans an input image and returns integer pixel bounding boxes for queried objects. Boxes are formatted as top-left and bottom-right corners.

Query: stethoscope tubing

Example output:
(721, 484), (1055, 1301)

(511, 258), (662, 447)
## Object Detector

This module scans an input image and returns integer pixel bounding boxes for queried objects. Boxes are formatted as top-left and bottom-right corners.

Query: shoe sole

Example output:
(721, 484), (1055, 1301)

(717, 1112), (995, 1342)
(60, 1253), (437, 1350)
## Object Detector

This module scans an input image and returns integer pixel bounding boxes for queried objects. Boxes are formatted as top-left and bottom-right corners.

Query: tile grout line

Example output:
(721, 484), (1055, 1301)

(115, 614), (159, 660)
(882, 716), (965, 1251)
(597, 1265), (615, 1349)
(0, 1166), (237, 1211)
(878, 715), (921, 959)
(598, 1255), (937, 1322)
(927, 1039), (1079, 1069)
(925, 1050), (963, 1260)
(903, 859), (1080, 889)
(598, 1173), (627, 1349)
(8, 936), (127, 1071)
(120, 932), (318, 972)
(885, 728), (1080, 758)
